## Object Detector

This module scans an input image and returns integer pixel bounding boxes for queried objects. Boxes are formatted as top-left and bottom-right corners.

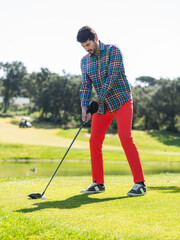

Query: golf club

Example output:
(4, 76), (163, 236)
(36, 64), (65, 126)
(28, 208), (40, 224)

(28, 121), (86, 199)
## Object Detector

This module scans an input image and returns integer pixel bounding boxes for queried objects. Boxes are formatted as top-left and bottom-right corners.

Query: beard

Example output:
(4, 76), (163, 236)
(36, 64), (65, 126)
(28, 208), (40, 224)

(89, 42), (99, 56)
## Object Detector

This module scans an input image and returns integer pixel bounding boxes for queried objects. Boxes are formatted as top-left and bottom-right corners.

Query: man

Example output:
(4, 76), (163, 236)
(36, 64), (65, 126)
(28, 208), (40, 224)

(77, 26), (147, 197)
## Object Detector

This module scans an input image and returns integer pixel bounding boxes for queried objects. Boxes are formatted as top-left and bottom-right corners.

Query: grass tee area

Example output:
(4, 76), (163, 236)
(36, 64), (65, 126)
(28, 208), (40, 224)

(0, 116), (180, 239)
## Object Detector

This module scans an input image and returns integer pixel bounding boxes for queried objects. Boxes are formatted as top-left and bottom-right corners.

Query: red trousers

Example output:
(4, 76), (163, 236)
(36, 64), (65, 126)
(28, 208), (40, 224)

(90, 100), (145, 184)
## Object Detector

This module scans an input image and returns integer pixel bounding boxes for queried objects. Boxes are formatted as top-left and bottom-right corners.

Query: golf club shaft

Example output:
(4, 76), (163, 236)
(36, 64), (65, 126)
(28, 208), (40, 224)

(42, 122), (86, 196)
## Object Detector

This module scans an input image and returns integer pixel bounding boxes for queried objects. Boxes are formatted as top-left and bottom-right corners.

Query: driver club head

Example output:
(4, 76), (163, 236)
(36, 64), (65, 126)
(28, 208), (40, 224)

(28, 193), (42, 199)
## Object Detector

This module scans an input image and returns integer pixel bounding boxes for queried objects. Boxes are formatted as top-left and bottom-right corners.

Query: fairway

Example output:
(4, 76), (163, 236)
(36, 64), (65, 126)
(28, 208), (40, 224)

(0, 116), (180, 239)
(0, 116), (180, 163)
(0, 174), (179, 240)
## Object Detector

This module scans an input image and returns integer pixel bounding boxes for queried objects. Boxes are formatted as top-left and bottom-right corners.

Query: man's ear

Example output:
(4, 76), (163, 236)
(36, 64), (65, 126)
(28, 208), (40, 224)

(95, 35), (98, 43)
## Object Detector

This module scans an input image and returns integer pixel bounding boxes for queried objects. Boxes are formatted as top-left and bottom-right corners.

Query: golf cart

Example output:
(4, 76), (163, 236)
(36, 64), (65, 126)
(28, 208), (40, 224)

(19, 117), (32, 128)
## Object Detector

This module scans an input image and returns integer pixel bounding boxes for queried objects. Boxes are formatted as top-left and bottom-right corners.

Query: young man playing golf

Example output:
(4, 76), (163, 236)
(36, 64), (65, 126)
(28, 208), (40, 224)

(77, 26), (147, 196)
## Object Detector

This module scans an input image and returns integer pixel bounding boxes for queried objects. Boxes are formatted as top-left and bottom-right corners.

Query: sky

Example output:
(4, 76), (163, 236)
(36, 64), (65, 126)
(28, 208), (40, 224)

(0, 0), (180, 84)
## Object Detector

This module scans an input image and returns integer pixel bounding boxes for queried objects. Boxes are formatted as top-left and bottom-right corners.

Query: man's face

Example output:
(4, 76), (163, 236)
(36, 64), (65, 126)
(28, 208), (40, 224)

(81, 39), (99, 56)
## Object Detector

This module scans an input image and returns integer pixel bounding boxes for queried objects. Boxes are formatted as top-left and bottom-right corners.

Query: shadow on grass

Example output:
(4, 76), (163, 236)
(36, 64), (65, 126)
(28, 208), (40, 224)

(147, 130), (180, 147)
(17, 194), (129, 213)
(148, 185), (180, 193)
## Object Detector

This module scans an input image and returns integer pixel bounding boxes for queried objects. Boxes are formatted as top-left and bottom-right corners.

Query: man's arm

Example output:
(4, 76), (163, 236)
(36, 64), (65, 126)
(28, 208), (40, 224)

(80, 58), (92, 122)
(97, 46), (123, 101)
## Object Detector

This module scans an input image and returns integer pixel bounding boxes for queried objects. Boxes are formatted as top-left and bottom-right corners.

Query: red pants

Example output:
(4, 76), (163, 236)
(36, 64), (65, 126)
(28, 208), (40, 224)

(90, 100), (145, 184)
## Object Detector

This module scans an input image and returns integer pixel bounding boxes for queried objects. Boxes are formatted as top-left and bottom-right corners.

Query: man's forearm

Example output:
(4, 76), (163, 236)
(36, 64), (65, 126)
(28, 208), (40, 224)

(82, 106), (88, 111)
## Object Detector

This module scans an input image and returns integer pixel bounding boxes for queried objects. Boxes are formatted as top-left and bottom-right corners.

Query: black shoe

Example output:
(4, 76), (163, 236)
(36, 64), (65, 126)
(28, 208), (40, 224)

(80, 181), (105, 193)
(127, 182), (147, 197)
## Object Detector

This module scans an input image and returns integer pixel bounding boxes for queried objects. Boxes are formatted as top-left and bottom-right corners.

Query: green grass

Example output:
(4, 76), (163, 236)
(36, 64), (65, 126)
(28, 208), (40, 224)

(0, 116), (180, 163)
(0, 174), (179, 239)
(0, 141), (180, 164)
(0, 117), (180, 239)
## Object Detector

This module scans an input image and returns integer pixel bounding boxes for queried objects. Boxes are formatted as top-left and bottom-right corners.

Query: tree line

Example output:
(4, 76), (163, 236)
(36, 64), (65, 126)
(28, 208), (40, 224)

(0, 61), (180, 132)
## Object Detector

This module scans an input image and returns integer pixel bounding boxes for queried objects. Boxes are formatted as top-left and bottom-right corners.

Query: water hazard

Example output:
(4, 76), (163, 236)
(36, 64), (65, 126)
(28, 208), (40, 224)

(0, 160), (179, 178)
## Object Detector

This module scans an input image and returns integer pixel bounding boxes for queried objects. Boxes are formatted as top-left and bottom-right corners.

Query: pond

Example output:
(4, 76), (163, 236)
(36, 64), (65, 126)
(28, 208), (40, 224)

(0, 160), (179, 178)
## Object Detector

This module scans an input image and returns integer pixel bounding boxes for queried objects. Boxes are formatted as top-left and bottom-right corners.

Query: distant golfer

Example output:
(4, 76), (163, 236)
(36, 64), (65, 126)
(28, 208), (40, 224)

(77, 26), (146, 196)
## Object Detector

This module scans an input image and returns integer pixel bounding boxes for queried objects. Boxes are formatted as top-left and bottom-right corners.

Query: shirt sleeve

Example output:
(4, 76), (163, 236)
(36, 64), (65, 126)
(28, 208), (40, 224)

(97, 46), (123, 101)
(80, 58), (92, 107)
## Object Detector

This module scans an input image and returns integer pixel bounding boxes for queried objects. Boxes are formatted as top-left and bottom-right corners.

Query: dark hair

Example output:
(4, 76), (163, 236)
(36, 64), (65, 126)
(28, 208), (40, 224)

(77, 26), (97, 43)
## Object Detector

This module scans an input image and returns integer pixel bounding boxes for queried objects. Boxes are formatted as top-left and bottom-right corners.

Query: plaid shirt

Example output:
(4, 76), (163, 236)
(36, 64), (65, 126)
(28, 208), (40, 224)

(80, 41), (132, 114)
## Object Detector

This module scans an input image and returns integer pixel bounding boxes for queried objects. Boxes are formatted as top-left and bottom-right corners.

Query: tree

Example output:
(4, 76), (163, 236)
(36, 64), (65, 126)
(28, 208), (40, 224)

(21, 68), (82, 124)
(65, 75), (82, 124)
(0, 61), (27, 113)
(132, 76), (159, 130)
(152, 78), (180, 132)
(135, 76), (156, 87)
(132, 85), (158, 130)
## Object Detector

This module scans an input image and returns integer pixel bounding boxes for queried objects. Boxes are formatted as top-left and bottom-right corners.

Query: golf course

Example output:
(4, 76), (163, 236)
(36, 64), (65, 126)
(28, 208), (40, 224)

(0, 116), (180, 239)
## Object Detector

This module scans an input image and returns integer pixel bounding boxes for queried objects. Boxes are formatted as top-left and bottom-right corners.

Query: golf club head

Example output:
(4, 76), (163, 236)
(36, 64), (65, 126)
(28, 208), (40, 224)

(28, 193), (42, 199)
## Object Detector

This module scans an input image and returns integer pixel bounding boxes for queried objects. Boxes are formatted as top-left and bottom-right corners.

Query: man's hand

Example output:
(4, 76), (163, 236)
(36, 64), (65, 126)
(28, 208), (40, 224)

(86, 101), (98, 115)
(82, 99), (100, 123)
(94, 98), (101, 105)
(82, 106), (91, 123)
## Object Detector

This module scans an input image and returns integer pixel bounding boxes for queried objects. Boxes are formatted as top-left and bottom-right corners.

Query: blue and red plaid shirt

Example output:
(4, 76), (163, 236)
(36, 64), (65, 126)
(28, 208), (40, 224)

(80, 41), (132, 114)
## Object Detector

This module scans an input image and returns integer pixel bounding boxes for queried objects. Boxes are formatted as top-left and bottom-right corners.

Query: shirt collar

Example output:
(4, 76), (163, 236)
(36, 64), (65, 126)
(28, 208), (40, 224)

(99, 41), (105, 51)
